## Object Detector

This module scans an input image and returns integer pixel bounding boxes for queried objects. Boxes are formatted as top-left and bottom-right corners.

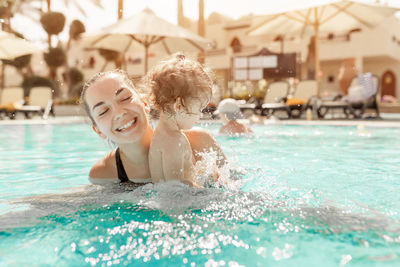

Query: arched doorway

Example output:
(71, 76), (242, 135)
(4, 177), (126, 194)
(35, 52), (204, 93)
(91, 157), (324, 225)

(381, 70), (396, 97)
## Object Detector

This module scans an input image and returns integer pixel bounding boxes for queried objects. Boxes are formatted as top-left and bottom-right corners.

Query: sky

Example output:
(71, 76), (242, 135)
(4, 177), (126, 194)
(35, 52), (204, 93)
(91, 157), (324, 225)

(10, 0), (400, 47)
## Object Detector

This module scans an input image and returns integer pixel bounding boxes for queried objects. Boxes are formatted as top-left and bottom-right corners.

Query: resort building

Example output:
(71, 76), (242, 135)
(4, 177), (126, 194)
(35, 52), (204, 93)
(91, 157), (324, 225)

(185, 12), (400, 101)
(72, 8), (400, 103)
(6, 6), (399, 104)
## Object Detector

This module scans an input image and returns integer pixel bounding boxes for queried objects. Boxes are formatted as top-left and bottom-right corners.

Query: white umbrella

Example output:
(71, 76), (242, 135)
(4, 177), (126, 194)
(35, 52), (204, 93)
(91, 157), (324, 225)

(87, 8), (211, 73)
(247, 0), (400, 95)
(0, 30), (41, 60)
(0, 30), (41, 88)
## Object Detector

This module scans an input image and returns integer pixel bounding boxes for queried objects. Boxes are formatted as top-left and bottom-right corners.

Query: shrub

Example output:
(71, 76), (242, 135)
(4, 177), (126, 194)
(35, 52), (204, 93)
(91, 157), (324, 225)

(0, 0), (13, 18)
(44, 47), (66, 68)
(40, 11), (66, 35)
(69, 19), (85, 40)
(66, 67), (84, 88)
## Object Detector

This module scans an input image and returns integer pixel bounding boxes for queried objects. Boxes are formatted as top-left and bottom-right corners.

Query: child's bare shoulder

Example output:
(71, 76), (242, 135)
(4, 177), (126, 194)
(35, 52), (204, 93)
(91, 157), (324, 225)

(153, 129), (190, 150)
(184, 128), (215, 147)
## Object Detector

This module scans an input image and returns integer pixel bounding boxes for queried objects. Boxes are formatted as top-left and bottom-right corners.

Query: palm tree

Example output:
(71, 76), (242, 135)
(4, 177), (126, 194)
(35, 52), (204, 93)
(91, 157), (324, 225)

(177, 0), (183, 26)
(0, 0), (40, 88)
(198, 0), (205, 63)
(0, 0), (42, 32)
(118, 0), (123, 20)
(198, 0), (204, 37)
(37, 0), (101, 88)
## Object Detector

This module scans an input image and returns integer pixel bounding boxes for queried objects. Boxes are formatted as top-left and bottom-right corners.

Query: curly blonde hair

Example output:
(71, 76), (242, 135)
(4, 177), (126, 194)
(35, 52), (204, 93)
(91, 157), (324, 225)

(146, 53), (213, 113)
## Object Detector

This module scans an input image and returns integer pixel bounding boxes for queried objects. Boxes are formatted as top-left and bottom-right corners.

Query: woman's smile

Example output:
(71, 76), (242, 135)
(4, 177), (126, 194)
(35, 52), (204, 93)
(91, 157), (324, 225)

(115, 117), (138, 133)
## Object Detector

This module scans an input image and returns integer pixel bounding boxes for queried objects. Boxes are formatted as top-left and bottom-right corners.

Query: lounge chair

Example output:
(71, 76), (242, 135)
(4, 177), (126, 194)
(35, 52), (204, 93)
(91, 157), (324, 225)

(286, 80), (319, 118)
(317, 73), (379, 119)
(260, 81), (291, 118)
(0, 87), (24, 119)
(14, 86), (54, 119)
(378, 95), (400, 114)
(239, 81), (290, 117)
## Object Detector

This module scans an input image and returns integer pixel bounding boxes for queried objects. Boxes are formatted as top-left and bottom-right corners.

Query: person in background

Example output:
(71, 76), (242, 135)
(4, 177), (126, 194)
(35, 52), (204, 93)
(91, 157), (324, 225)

(217, 98), (252, 135)
(146, 53), (224, 187)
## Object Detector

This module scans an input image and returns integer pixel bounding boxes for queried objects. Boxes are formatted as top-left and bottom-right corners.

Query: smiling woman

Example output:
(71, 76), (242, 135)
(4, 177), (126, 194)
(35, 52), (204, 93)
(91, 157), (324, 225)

(80, 69), (225, 186)
(80, 70), (153, 184)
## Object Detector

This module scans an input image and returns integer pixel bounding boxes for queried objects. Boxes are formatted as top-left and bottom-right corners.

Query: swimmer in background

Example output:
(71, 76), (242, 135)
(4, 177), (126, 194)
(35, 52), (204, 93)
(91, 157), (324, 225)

(146, 53), (225, 187)
(216, 98), (252, 135)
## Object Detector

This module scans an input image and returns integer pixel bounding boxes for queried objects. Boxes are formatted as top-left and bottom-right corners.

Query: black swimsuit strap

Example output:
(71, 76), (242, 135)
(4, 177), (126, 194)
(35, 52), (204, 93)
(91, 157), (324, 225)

(115, 147), (129, 183)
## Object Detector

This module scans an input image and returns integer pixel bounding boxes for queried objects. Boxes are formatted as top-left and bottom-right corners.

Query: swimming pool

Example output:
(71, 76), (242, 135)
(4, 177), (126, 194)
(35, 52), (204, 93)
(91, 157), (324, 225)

(0, 123), (399, 266)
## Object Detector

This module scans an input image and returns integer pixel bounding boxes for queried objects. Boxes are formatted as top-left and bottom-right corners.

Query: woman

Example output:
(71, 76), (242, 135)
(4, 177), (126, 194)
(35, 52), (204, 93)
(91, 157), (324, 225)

(80, 69), (226, 185)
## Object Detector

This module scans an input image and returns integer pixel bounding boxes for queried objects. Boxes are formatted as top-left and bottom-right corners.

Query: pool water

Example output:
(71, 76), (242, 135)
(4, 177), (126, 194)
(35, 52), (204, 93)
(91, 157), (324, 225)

(0, 123), (399, 266)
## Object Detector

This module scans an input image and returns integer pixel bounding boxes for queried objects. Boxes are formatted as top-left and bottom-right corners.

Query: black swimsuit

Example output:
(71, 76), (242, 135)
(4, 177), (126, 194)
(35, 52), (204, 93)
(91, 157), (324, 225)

(115, 147), (129, 183)
(115, 148), (151, 186)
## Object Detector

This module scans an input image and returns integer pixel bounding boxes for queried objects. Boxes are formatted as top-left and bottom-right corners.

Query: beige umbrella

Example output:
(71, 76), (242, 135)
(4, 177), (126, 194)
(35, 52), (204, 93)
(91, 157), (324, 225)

(0, 30), (41, 88)
(87, 8), (211, 73)
(0, 30), (41, 60)
(247, 0), (400, 95)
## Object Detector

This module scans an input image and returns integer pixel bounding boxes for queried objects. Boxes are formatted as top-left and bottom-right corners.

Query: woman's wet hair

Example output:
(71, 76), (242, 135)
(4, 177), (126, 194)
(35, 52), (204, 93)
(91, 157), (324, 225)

(80, 69), (139, 126)
(145, 52), (214, 114)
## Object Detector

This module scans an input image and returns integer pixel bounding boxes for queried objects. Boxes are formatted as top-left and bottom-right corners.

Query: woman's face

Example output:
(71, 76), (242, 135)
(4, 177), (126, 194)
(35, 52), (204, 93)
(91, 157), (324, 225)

(85, 74), (150, 144)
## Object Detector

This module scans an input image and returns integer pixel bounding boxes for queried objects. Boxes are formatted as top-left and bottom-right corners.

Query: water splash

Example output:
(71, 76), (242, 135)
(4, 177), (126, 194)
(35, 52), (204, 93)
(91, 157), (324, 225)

(194, 150), (246, 190)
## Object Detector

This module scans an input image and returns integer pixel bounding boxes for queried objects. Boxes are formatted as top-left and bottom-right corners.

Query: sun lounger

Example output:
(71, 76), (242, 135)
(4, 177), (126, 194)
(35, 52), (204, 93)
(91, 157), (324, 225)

(316, 97), (354, 118)
(260, 81), (291, 118)
(378, 101), (400, 113)
(238, 100), (259, 115)
(317, 73), (379, 119)
(238, 83), (263, 116)
(14, 86), (54, 119)
(286, 80), (319, 118)
(239, 81), (290, 117)
(0, 87), (24, 119)
(238, 81), (290, 117)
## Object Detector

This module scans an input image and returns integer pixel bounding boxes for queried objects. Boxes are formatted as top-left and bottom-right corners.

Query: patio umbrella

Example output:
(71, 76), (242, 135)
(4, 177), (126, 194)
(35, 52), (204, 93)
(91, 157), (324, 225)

(247, 0), (400, 95)
(0, 30), (41, 60)
(87, 8), (211, 73)
(0, 30), (41, 88)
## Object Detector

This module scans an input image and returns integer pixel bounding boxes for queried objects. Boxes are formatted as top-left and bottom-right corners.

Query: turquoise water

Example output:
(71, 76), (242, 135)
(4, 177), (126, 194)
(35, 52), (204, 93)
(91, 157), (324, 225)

(0, 123), (399, 266)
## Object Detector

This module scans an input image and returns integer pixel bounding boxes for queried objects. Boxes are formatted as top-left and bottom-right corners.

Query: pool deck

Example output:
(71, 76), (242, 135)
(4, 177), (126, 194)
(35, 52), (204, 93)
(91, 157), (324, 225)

(1, 114), (400, 128)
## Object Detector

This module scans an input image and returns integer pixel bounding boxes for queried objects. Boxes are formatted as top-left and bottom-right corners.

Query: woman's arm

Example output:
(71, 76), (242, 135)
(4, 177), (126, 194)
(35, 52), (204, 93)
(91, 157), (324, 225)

(88, 150), (119, 180)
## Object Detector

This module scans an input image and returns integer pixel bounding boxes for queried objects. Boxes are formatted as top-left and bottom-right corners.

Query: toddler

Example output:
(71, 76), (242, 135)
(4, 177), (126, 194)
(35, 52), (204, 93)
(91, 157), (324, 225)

(146, 53), (214, 187)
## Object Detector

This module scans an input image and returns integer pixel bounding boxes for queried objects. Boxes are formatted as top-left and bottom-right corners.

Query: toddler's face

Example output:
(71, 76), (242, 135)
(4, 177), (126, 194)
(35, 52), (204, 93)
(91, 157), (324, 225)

(175, 94), (209, 129)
